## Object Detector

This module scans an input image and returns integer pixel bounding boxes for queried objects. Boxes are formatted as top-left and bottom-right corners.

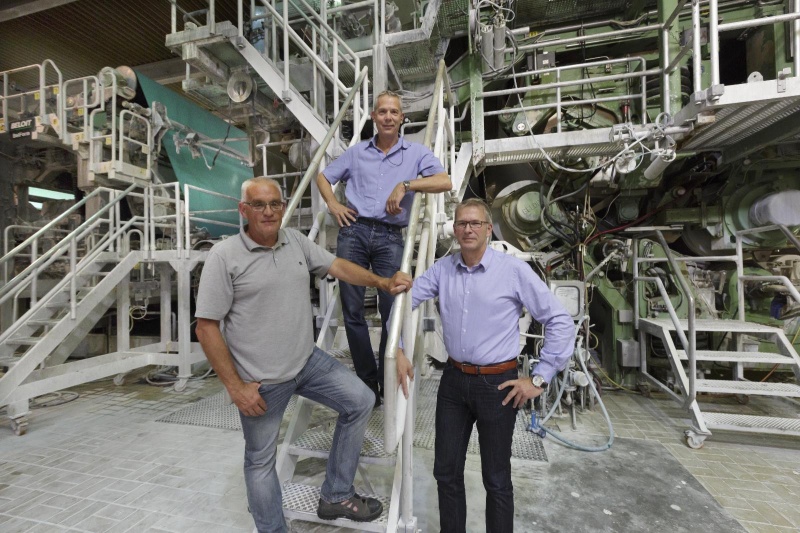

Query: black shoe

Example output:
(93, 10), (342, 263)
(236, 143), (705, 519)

(317, 493), (383, 522)
(365, 380), (381, 408)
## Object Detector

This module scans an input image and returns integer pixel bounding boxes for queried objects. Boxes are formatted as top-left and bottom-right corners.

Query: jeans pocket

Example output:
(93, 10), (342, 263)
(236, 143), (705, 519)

(386, 230), (404, 246)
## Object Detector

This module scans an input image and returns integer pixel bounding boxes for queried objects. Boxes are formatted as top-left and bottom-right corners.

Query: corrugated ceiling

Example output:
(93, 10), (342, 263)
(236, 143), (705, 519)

(0, 0), (242, 80)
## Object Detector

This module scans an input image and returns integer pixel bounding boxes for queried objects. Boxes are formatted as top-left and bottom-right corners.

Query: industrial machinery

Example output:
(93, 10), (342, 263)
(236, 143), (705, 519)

(2, 0), (800, 529)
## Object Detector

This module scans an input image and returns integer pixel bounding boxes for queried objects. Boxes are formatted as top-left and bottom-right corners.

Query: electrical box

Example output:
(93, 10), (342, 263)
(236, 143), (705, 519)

(618, 339), (640, 367)
(550, 280), (585, 319)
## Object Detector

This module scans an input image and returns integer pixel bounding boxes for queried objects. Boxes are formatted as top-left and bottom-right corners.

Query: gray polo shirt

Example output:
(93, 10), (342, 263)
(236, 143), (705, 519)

(195, 227), (335, 383)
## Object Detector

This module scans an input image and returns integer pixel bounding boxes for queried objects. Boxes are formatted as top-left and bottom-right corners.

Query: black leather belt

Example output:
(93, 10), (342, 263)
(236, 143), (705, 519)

(448, 357), (517, 375)
(356, 217), (403, 232)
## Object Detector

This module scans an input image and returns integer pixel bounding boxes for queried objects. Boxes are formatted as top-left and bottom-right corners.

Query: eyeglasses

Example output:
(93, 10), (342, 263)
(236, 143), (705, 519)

(244, 201), (286, 212)
(454, 220), (489, 230)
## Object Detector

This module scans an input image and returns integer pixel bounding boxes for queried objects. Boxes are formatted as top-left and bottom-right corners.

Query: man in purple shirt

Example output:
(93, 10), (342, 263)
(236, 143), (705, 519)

(316, 90), (451, 406)
(396, 198), (575, 533)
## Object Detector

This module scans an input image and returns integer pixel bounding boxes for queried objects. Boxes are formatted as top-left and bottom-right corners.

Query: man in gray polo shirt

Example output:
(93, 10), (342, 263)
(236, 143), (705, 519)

(195, 177), (411, 532)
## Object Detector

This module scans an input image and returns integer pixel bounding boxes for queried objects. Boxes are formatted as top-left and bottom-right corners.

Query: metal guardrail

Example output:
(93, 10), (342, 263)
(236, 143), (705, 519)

(0, 60), (63, 138)
(383, 59), (452, 450)
(634, 223), (800, 409)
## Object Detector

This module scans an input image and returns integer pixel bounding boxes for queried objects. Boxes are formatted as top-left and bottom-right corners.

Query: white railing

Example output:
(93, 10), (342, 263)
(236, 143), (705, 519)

(0, 60), (63, 138)
(481, 57), (654, 130)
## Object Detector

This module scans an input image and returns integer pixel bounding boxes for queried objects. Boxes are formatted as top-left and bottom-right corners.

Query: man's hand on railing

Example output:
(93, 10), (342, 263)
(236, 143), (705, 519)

(328, 200), (358, 227)
(386, 182), (407, 215)
(381, 271), (413, 295)
(396, 348), (415, 399)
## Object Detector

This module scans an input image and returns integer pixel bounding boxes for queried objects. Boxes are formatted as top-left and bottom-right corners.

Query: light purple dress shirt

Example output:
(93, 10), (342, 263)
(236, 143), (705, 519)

(411, 247), (576, 383)
(321, 135), (445, 226)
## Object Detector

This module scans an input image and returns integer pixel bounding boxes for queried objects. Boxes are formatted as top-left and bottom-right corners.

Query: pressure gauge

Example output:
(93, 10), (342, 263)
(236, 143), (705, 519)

(550, 281), (584, 319)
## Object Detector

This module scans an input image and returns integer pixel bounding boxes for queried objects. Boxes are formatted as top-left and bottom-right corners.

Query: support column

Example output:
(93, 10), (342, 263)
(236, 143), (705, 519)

(659, 0), (684, 115)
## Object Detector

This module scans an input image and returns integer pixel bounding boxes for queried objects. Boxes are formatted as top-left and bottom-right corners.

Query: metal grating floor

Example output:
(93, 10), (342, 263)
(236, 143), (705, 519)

(292, 410), (395, 460)
(697, 379), (800, 396)
(703, 412), (800, 433)
(414, 376), (548, 462)
(156, 391), (297, 430)
(282, 482), (389, 532)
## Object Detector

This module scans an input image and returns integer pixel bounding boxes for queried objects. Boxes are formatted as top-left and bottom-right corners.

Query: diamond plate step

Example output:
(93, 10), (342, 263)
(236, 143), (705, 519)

(639, 318), (780, 334)
(282, 482), (389, 532)
(696, 379), (800, 397)
(703, 412), (800, 436)
(288, 410), (395, 465)
(676, 350), (794, 364)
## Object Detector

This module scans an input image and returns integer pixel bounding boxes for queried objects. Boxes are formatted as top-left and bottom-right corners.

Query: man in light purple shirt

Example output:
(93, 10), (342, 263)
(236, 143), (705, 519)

(316, 90), (450, 406)
(396, 198), (575, 533)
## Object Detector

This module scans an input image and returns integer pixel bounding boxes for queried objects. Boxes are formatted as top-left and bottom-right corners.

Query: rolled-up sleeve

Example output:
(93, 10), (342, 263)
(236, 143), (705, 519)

(516, 266), (575, 383)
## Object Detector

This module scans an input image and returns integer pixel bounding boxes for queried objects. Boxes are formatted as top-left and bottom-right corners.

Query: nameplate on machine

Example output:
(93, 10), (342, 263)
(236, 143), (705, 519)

(9, 119), (35, 140)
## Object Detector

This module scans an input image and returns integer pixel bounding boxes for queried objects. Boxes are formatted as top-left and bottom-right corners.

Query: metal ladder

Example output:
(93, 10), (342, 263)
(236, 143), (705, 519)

(634, 229), (800, 448)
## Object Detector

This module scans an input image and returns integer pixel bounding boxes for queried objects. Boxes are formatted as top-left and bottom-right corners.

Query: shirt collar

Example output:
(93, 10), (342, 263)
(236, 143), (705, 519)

(454, 247), (494, 272)
(367, 135), (409, 155)
(239, 226), (288, 252)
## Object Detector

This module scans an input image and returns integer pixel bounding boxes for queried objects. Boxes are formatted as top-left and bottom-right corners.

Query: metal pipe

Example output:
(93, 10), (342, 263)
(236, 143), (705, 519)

(514, 24), (663, 53)
(69, 238), (77, 320)
(720, 11), (800, 31)
(709, 0), (720, 86)
(482, 66), (657, 97)
(238, 0), (244, 37)
(692, 0), (702, 94)
(184, 184), (191, 260)
(740, 275), (800, 305)
(327, 0), (374, 14)
(795, 0), (800, 77)
(664, 0), (691, 30)
(283, 0), (289, 97)
(661, 28), (670, 115)
(633, 238), (640, 330)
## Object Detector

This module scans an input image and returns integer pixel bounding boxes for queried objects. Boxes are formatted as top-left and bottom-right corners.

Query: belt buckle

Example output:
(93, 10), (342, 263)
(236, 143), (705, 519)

(462, 362), (479, 375)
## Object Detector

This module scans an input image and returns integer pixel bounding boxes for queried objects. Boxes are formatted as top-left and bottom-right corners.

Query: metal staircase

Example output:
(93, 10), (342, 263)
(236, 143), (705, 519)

(634, 230), (800, 449)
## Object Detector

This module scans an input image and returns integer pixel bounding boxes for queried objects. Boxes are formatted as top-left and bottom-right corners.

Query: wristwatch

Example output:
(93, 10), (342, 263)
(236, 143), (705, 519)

(402, 180), (411, 192)
(531, 375), (548, 388)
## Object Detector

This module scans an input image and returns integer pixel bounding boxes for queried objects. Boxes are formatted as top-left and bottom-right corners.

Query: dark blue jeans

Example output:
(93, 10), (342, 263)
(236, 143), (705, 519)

(434, 364), (518, 533)
(336, 219), (404, 389)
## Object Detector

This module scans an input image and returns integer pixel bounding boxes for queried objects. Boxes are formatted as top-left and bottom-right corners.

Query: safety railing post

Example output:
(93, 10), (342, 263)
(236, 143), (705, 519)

(709, 0), (720, 86)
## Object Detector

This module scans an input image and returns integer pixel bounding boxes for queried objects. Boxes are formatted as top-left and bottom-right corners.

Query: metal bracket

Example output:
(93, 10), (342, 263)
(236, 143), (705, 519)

(778, 67), (791, 93)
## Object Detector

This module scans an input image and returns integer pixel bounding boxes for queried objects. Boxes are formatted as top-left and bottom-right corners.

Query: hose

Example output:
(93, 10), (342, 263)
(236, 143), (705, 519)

(528, 317), (615, 452)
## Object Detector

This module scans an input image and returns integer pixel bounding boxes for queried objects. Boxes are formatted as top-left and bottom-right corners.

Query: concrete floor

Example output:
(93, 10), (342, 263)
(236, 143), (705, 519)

(0, 369), (799, 533)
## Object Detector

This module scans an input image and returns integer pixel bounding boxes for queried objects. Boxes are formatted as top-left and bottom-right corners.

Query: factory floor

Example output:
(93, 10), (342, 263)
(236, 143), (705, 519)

(0, 368), (799, 533)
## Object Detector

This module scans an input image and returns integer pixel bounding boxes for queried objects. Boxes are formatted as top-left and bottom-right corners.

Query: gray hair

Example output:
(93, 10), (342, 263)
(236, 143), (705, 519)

(373, 90), (403, 112)
(240, 177), (283, 202)
(455, 198), (493, 224)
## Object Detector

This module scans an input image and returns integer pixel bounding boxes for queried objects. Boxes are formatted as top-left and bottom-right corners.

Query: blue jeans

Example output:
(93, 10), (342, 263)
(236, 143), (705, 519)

(336, 219), (404, 389)
(240, 347), (374, 533)
(434, 364), (518, 533)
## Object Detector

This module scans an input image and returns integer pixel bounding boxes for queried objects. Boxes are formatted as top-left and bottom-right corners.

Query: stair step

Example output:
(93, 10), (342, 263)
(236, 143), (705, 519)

(7, 337), (42, 346)
(27, 318), (61, 327)
(282, 482), (389, 532)
(641, 318), (780, 334)
(676, 350), (794, 364)
(703, 412), (800, 436)
(288, 410), (395, 465)
(696, 379), (800, 397)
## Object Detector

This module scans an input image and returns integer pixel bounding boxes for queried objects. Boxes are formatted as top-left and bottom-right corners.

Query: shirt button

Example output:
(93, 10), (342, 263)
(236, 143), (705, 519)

(464, 309), (467, 313)
(462, 329), (466, 332)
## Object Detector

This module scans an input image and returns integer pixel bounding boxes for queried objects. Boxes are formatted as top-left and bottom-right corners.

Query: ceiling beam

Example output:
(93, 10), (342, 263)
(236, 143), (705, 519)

(0, 0), (80, 23)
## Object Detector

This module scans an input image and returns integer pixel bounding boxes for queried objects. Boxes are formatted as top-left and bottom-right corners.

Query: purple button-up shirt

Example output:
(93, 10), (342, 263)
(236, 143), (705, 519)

(411, 247), (575, 383)
(321, 136), (445, 226)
